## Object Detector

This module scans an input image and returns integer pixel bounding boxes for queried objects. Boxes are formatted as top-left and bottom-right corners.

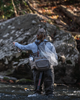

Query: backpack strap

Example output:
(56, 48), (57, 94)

(35, 41), (39, 57)
(35, 41), (49, 57)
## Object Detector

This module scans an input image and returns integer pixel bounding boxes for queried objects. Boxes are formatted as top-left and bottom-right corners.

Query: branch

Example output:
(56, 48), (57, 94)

(12, 0), (18, 17)
(25, 0), (56, 22)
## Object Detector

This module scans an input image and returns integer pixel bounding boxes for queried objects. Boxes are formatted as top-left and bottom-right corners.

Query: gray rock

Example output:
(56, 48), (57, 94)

(0, 14), (79, 85)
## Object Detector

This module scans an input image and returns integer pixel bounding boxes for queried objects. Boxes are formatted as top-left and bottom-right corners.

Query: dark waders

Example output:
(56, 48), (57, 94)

(37, 72), (43, 91)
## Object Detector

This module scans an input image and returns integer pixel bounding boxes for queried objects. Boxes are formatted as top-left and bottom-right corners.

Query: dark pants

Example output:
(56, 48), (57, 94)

(32, 66), (54, 95)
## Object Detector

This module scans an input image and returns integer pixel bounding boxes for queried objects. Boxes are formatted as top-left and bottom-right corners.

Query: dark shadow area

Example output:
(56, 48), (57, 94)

(37, 0), (80, 7)
(53, 7), (80, 32)
(76, 40), (80, 52)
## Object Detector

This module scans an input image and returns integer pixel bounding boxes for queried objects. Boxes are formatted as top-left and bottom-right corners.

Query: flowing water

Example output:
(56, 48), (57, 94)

(0, 83), (80, 100)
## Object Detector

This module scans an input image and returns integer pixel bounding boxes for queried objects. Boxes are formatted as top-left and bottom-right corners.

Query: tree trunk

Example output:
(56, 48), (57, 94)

(12, 0), (18, 17)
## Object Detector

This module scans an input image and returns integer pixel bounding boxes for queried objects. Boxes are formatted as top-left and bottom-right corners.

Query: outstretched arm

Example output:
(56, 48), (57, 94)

(13, 42), (33, 51)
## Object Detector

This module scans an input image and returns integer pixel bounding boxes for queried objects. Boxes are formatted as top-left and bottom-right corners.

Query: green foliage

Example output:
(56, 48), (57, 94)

(14, 0), (21, 5)
(44, 7), (48, 10)
(16, 78), (33, 84)
(0, 0), (24, 19)
(3, 77), (9, 80)
(0, 0), (14, 19)
(23, 1), (27, 6)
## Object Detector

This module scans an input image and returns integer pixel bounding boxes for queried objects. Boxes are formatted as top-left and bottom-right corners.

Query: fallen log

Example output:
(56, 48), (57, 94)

(59, 5), (80, 25)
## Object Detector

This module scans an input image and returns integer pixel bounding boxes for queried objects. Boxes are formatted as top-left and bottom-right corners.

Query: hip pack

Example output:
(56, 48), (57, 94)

(29, 57), (50, 71)
(29, 41), (50, 71)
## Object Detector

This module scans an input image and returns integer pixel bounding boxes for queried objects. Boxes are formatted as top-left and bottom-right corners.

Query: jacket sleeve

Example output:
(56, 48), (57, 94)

(51, 44), (58, 60)
(15, 42), (34, 51)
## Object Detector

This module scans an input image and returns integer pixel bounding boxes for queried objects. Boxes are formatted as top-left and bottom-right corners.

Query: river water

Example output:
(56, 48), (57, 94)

(0, 83), (80, 100)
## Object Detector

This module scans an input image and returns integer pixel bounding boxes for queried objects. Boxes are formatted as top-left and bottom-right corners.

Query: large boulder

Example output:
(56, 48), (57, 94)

(0, 14), (79, 84)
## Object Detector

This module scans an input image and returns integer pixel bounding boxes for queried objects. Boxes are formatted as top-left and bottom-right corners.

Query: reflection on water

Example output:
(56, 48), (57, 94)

(0, 83), (34, 96)
(0, 83), (80, 100)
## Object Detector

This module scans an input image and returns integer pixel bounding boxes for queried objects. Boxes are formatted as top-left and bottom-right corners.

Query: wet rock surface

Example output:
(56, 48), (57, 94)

(0, 83), (80, 100)
(1, 95), (80, 100)
(0, 14), (79, 85)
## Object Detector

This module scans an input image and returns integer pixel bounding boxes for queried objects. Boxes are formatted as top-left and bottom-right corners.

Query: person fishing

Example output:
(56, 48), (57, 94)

(13, 28), (58, 97)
